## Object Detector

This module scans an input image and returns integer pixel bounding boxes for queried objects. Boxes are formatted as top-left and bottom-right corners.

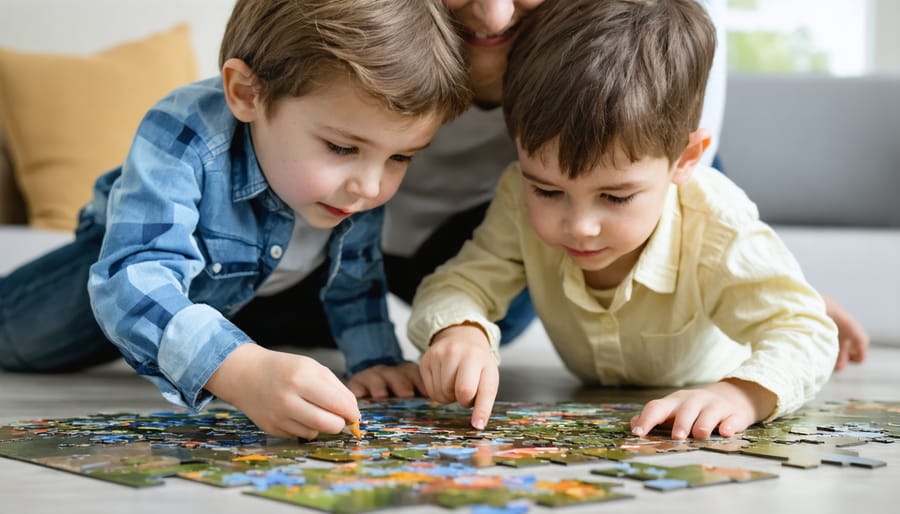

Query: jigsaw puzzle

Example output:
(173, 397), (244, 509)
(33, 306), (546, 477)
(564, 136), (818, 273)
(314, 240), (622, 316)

(0, 399), (895, 513)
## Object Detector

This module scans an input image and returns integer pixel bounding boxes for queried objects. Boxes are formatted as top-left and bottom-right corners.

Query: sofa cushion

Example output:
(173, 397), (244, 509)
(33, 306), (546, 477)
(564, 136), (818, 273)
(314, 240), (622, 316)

(0, 24), (197, 231)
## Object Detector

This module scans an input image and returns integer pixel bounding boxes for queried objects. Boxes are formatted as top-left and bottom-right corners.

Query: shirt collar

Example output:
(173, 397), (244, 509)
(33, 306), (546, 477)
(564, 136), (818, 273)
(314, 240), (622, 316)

(230, 123), (273, 203)
(632, 184), (682, 294)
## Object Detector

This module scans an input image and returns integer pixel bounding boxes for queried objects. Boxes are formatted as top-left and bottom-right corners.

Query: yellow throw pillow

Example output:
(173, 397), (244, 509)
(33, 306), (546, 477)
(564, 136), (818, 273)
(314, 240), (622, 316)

(0, 24), (198, 231)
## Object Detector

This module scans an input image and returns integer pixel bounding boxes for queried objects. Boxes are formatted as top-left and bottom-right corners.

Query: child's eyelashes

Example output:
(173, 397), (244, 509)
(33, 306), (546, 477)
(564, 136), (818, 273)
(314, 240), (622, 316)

(601, 193), (635, 204)
(326, 141), (412, 164)
(326, 141), (357, 156)
(390, 154), (413, 164)
(530, 185), (561, 198)
(530, 185), (635, 205)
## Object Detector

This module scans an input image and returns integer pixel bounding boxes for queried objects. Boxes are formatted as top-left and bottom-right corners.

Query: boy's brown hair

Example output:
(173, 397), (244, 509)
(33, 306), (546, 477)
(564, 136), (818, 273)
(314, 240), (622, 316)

(220, 0), (471, 120)
(503, 0), (716, 176)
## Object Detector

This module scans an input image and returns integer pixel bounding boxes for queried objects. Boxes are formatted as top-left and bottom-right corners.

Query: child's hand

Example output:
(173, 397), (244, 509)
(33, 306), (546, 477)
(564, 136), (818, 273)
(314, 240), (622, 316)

(630, 379), (776, 440)
(419, 323), (499, 430)
(347, 362), (426, 399)
(824, 294), (869, 370)
(204, 343), (360, 439)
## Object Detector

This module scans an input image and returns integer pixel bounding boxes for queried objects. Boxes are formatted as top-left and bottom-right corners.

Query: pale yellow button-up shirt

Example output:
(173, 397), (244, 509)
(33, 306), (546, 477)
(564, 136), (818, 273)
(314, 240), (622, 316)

(408, 163), (838, 419)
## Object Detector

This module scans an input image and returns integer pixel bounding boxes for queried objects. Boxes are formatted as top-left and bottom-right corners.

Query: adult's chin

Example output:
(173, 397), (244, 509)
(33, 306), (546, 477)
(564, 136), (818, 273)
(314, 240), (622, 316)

(467, 54), (508, 103)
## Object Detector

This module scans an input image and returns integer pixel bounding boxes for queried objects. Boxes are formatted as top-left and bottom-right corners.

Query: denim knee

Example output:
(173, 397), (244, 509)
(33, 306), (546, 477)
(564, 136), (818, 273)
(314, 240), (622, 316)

(0, 226), (114, 372)
(497, 288), (536, 346)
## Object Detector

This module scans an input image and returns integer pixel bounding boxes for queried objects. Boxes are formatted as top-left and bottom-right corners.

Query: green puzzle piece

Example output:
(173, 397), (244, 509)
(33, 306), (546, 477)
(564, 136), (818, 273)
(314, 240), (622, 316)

(591, 461), (777, 491)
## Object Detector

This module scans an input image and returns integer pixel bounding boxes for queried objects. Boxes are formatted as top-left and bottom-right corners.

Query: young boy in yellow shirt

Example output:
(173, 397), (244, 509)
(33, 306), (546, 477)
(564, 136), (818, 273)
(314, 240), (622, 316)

(408, 0), (838, 439)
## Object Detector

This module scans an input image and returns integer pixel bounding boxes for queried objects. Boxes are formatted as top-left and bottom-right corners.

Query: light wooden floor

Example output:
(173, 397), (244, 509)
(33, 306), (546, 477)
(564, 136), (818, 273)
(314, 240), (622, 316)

(1, 337), (899, 514)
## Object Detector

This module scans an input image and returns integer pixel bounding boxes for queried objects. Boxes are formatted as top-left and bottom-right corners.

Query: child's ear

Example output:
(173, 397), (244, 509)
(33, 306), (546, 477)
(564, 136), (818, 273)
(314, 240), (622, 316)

(671, 128), (711, 185)
(222, 58), (261, 123)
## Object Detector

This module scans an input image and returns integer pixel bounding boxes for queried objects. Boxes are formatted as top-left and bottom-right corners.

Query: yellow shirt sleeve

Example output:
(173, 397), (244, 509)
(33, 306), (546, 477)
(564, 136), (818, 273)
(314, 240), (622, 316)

(407, 163), (528, 360)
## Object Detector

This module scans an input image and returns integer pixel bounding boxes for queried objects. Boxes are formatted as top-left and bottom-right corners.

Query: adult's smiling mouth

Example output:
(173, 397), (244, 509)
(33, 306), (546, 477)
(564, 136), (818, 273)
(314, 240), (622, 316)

(459, 24), (519, 48)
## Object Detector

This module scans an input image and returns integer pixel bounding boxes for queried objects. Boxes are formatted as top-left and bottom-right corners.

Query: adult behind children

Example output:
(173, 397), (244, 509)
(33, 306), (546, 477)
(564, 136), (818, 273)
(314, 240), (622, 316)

(384, 0), (868, 369)
(0, 0), (471, 439)
(408, 0), (839, 438)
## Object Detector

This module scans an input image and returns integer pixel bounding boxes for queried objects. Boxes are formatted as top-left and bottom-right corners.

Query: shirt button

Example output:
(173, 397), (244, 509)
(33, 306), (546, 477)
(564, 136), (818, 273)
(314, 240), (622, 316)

(602, 317), (615, 329)
(211, 263), (222, 274)
(269, 245), (283, 259)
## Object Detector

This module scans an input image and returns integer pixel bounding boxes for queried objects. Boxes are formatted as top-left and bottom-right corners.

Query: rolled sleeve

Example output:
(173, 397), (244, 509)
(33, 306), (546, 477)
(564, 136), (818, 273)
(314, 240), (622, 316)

(407, 291), (502, 362)
(338, 321), (406, 375)
(158, 304), (249, 408)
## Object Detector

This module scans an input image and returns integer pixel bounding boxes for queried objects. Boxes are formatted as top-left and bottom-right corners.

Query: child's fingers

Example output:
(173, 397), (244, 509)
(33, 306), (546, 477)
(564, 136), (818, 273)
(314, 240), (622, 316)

(382, 368), (416, 398)
(439, 361), (459, 404)
(454, 358), (485, 408)
(273, 417), (320, 440)
(717, 411), (752, 438)
(669, 399), (705, 440)
(274, 393), (347, 437)
(691, 404), (730, 439)
(406, 365), (428, 397)
(834, 345), (850, 371)
(347, 372), (388, 400)
(424, 355), (451, 404)
(849, 344), (867, 363)
(470, 365), (498, 431)
(631, 398), (677, 437)
(300, 369), (361, 430)
(419, 354), (439, 401)
(347, 378), (369, 399)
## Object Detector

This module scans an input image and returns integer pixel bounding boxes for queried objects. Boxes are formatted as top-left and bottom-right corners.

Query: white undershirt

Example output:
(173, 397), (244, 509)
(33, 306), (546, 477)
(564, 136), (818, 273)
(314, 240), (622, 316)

(382, 105), (516, 256)
(255, 216), (331, 297)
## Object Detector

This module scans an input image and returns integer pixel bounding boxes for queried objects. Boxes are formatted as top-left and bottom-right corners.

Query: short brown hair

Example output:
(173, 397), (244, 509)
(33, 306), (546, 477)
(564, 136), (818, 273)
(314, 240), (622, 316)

(220, 0), (471, 120)
(503, 0), (716, 176)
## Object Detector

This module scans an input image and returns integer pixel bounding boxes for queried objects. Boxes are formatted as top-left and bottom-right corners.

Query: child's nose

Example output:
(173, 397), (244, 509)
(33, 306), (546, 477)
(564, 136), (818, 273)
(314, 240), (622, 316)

(347, 167), (381, 200)
(566, 211), (602, 238)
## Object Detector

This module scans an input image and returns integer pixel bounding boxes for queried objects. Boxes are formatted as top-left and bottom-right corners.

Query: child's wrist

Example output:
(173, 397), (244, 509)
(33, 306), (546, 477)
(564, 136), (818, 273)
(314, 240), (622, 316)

(204, 343), (263, 397)
(719, 378), (777, 421)
(431, 321), (490, 346)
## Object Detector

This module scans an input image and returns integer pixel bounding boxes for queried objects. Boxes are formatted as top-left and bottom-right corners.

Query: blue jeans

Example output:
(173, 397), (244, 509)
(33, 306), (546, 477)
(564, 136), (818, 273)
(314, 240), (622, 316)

(383, 200), (536, 346)
(496, 288), (535, 345)
(0, 224), (119, 372)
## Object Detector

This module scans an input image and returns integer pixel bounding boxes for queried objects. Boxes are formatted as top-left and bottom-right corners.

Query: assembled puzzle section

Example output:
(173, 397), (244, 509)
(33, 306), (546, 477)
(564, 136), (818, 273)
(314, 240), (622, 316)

(0, 399), (895, 513)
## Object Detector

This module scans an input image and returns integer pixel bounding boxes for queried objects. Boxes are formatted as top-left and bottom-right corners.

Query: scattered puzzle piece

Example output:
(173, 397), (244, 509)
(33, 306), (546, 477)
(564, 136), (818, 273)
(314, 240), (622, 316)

(591, 461), (777, 491)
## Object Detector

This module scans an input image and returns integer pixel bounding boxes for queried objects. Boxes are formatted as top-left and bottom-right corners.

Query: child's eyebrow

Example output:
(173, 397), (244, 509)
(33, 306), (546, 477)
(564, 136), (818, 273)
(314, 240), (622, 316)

(598, 181), (641, 192)
(322, 126), (374, 145)
(521, 170), (558, 186)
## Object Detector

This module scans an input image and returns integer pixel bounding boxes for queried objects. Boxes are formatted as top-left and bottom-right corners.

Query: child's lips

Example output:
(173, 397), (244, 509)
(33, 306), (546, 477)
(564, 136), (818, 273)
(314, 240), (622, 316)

(565, 246), (606, 258)
(319, 203), (353, 218)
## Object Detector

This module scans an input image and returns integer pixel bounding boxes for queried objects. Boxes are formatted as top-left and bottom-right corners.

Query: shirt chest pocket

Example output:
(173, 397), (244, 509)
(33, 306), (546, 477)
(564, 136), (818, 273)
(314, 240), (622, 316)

(200, 234), (261, 280)
(632, 312), (720, 385)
